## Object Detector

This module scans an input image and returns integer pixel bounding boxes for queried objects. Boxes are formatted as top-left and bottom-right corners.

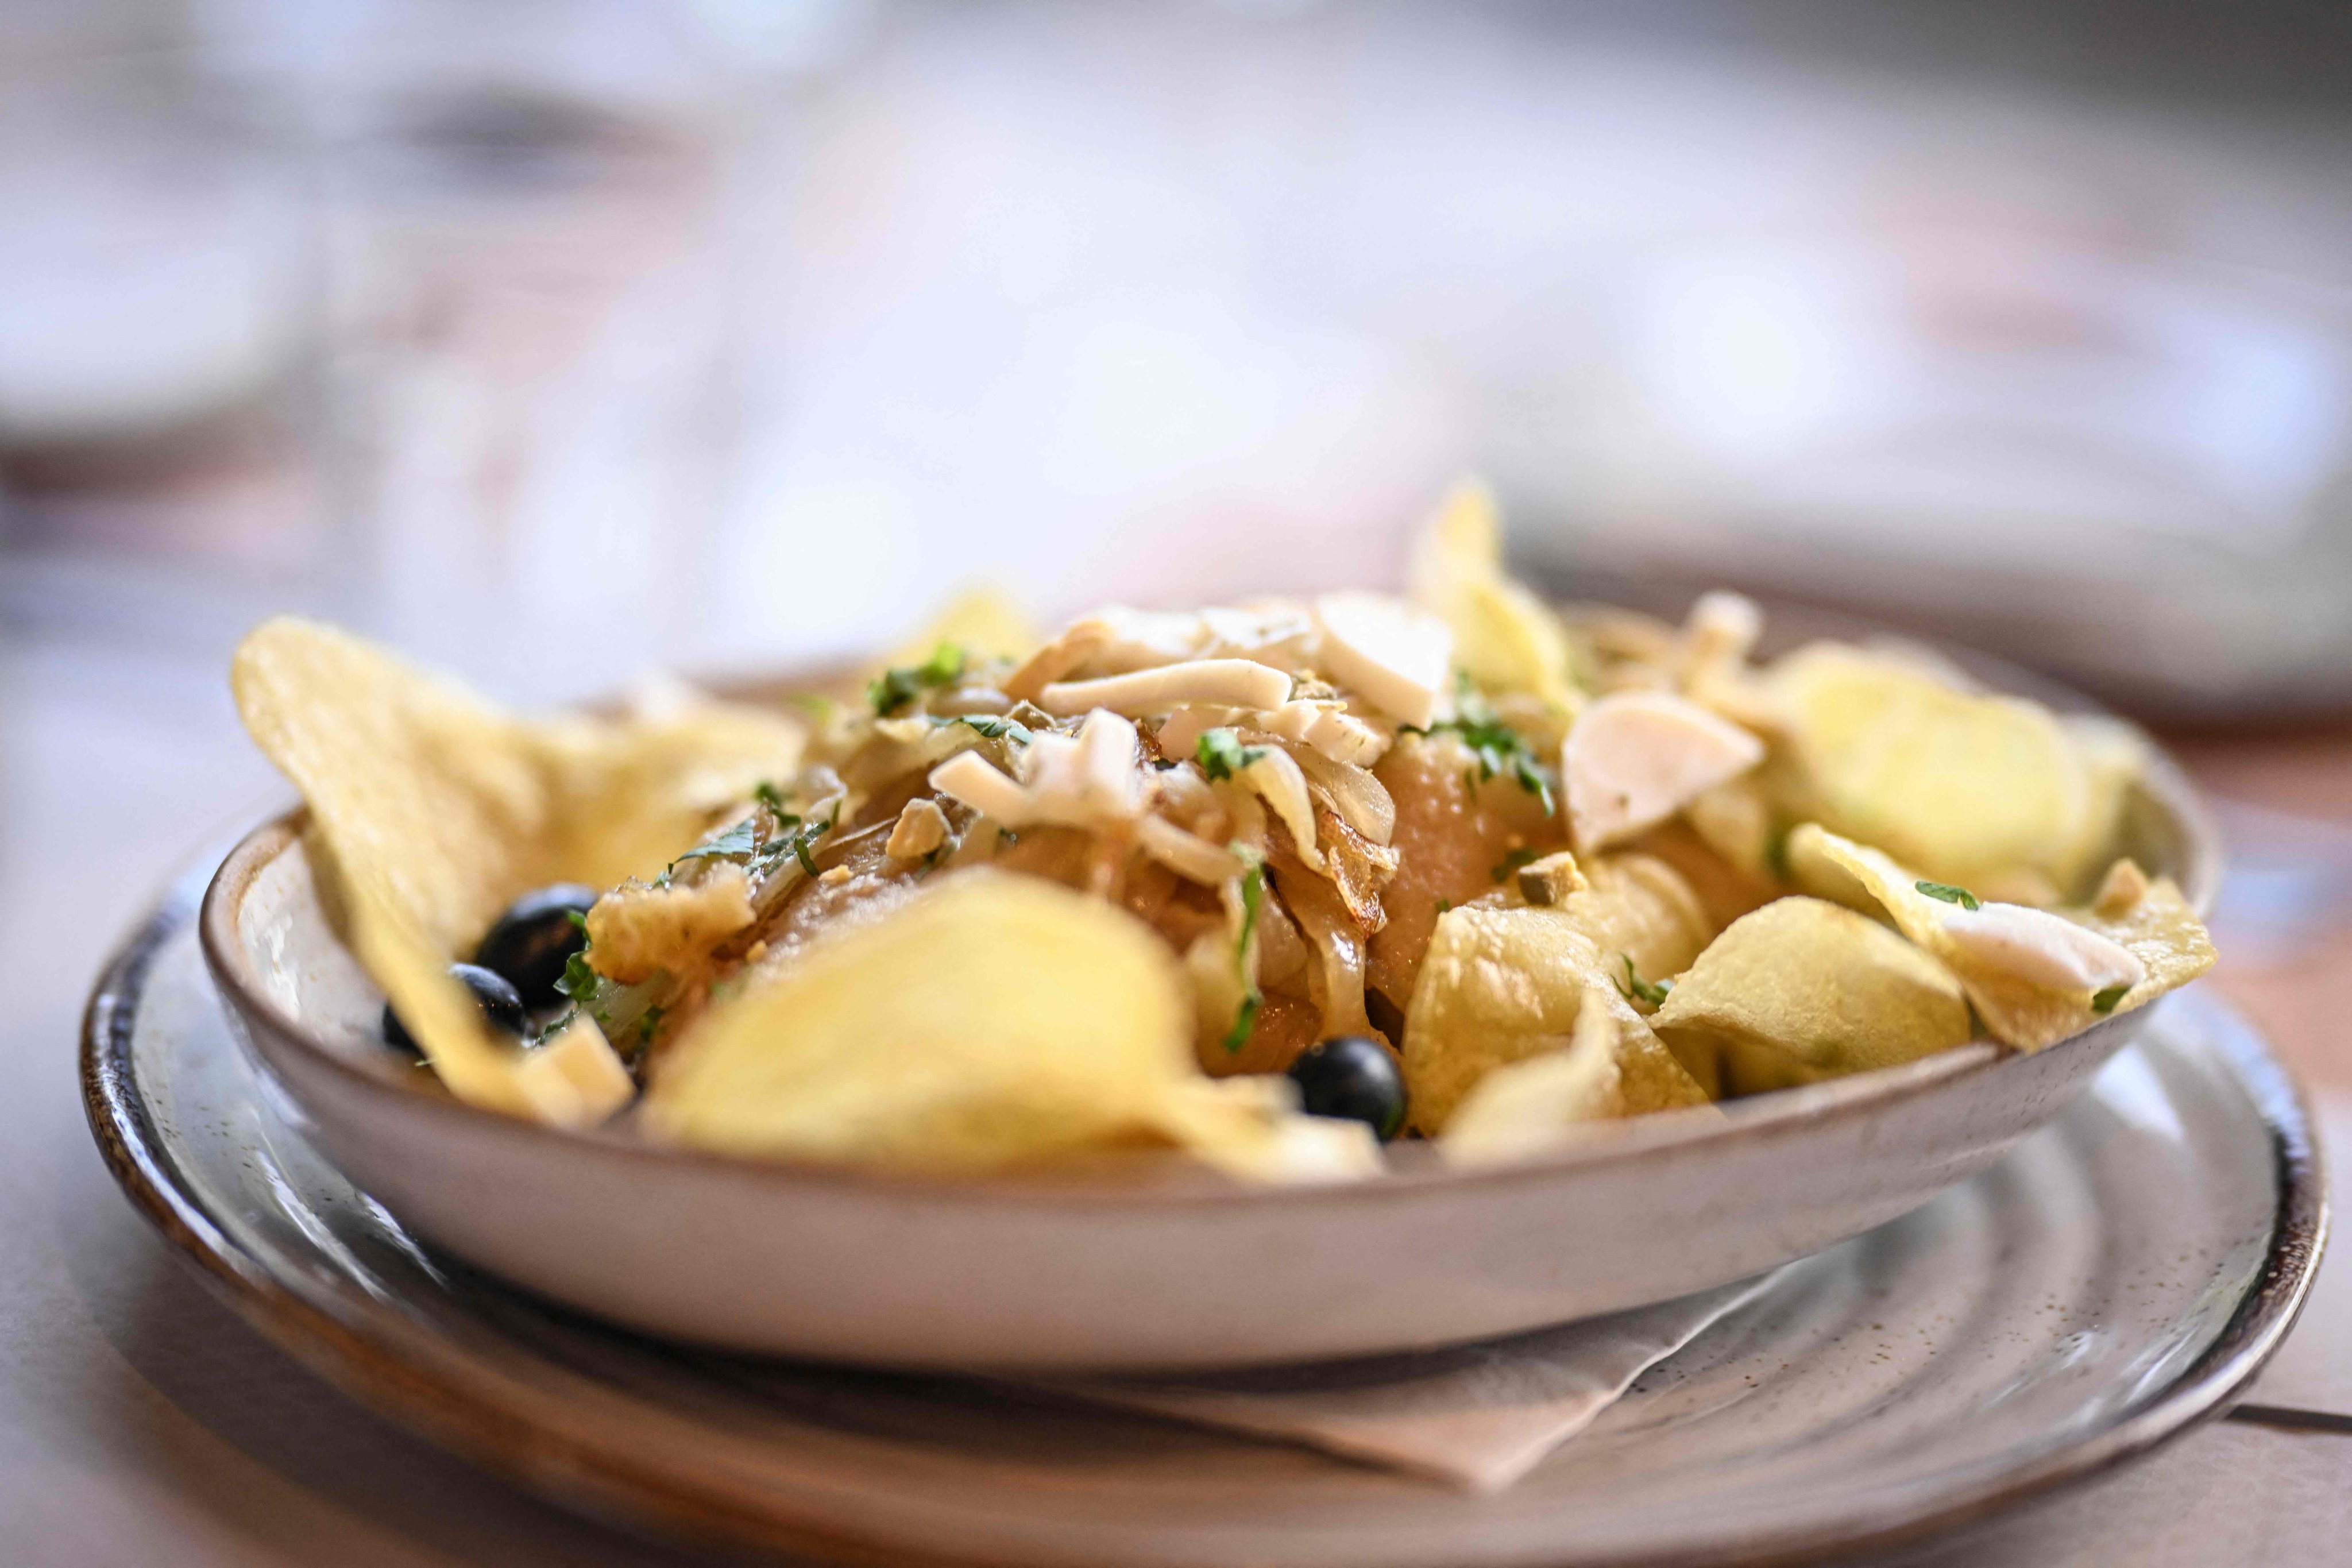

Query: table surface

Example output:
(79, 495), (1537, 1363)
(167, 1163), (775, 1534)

(5, 630), (2351, 1567)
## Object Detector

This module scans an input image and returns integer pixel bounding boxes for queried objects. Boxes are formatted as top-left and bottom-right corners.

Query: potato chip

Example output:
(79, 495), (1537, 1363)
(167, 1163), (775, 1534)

(1681, 775), (1781, 889)
(1786, 825), (2215, 1052)
(1441, 982), (1642, 1163)
(1767, 642), (2123, 896)
(885, 586), (1041, 670)
(1550, 851), (1717, 988)
(232, 617), (800, 1122)
(234, 617), (555, 957)
(1651, 897), (1971, 1096)
(1401, 903), (1712, 1133)
(1622, 818), (1778, 933)
(1148, 1075), (1382, 1183)
(646, 870), (1376, 1180)
(1408, 478), (1584, 715)
(537, 705), (812, 889)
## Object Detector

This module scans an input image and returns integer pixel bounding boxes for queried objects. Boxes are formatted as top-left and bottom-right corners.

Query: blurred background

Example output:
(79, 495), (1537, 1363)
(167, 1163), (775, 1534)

(6, 1), (2352, 1057)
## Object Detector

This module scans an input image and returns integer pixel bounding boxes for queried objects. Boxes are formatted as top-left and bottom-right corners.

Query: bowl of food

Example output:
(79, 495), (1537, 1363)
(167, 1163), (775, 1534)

(201, 482), (2218, 1372)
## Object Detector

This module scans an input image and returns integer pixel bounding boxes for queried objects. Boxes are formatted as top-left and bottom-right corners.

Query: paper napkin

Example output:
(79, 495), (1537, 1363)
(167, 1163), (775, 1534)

(1044, 1272), (1778, 1493)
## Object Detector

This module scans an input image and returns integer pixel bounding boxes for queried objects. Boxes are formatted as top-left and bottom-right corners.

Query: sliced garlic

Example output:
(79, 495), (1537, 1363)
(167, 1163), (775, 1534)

(1253, 699), (1391, 767)
(1198, 603), (1319, 667)
(928, 709), (1147, 831)
(1005, 606), (1203, 695)
(1563, 690), (1766, 852)
(1312, 592), (1453, 729)
(929, 748), (1030, 823)
(1038, 659), (1292, 719)
(1680, 591), (1762, 674)
(1158, 699), (1390, 772)
(1938, 902), (2147, 995)
(1009, 604), (1318, 700)
(1153, 705), (1227, 763)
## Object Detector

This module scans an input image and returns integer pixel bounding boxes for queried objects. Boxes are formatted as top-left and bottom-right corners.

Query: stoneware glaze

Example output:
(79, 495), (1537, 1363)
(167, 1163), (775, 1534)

(89, 868), (2322, 1566)
(190, 703), (2220, 1369)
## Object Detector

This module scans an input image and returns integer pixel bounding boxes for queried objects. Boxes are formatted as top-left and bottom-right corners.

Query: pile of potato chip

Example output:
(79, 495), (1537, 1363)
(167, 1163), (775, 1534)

(230, 480), (2215, 1183)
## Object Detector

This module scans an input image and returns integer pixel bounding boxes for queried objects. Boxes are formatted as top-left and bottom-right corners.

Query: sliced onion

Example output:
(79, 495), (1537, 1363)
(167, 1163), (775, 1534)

(1272, 858), (1374, 1039)
(1282, 741), (1395, 846)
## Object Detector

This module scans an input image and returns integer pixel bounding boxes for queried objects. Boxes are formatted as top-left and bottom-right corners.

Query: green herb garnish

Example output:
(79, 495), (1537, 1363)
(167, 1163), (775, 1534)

(790, 807), (836, 878)
(1435, 898), (1452, 914)
(2091, 984), (2130, 1014)
(1196, 727), (1268, 782)
(1409, 676), (1557, 813)
(655, 789), (831, 888)
(555, 948), (599, 1003)
(1617, 955), (1673, 1009)
(942, 714), (1033, 744)
(1223, 847), (1266, 1053)
(868, 642), (967, 716)
(1492, 847), (1540, 883)
(1915, 880), (1981, 911)
(670, 816), (761, 869)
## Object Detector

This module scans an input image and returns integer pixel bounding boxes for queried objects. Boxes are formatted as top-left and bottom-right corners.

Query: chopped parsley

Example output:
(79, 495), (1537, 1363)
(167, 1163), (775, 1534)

(555, 948), (600, 1005)
(868, 642), (967, 716)
(1915, 880), (1981, 911)
(941, 714), (1033, 744)
(631, 1005), (666, 1057)
(1435, 898), (1453, 915)
(1408, 677), (1557, 814)
(1223, 847), (1266, 1053)
(670, 815), (762, 870)
(2091, 984), (2130, 1014)
(1763, 829), (1792, 882)
(654, 790), (834, 887)
(1616, 955), (1673, 1009)
(1492, 847), (1540, 883)
(786, 808), (835, 878)
(1196, 727), (1268, 782)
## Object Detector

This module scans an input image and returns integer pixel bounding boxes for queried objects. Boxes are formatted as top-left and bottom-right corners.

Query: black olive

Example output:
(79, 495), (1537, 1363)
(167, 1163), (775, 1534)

(1286, 1035), (1407, 1141)
(383, 963), (529, 1055)
(471, 883), (598, 1008)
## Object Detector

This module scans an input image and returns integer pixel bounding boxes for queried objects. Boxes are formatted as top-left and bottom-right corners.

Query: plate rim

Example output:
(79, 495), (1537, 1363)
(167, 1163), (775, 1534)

(84, 857), (2329, 1568)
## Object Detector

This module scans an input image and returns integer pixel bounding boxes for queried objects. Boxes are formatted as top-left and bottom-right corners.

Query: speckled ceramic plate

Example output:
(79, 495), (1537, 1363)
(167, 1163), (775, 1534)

(86, 858), (2324, 1567)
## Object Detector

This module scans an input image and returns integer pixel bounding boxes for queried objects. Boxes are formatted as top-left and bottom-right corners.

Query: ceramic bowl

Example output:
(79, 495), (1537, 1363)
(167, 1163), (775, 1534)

(199, 680), (2218, 1374)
